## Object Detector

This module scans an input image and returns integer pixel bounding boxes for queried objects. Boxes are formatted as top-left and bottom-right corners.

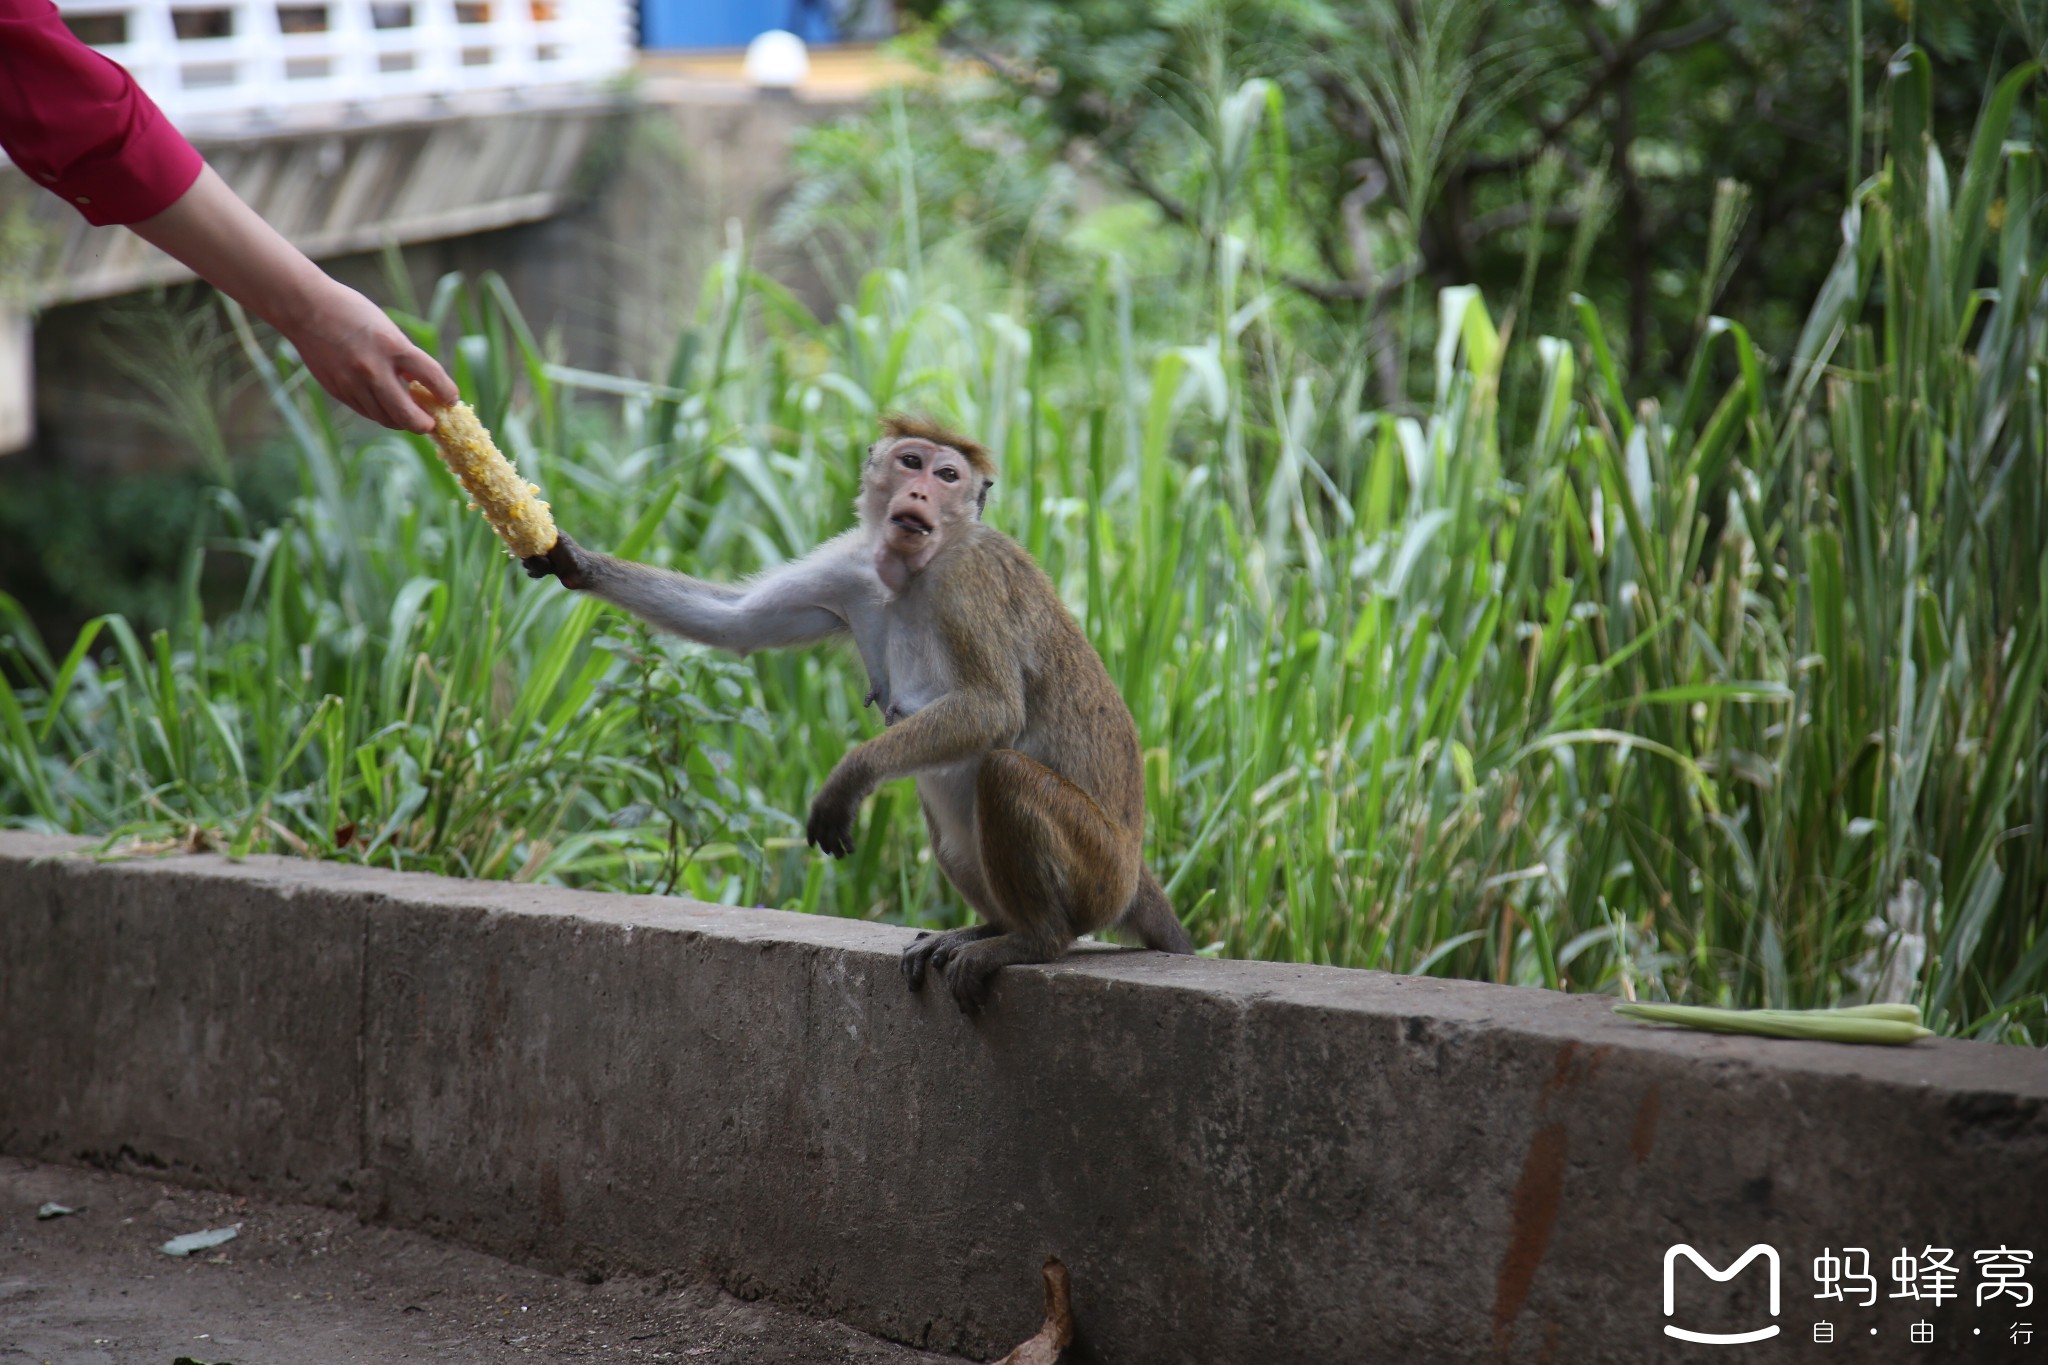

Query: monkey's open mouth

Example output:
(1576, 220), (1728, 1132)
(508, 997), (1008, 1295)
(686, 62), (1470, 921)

(890, 510), (933, 536)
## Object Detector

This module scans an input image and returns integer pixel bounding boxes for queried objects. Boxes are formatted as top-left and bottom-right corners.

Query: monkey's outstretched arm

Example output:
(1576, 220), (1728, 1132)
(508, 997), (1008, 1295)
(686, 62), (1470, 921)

(528, 532), (866, 653)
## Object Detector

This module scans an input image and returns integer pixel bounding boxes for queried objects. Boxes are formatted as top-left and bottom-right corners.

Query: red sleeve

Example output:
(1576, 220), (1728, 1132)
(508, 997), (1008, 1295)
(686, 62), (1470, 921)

(0, 0), (205, 226)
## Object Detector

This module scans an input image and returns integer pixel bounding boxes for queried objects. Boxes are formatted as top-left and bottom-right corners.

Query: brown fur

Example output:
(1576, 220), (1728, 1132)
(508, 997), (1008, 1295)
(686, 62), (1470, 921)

(865, 519), (1192, 1007)
(877, 413), (999, 481)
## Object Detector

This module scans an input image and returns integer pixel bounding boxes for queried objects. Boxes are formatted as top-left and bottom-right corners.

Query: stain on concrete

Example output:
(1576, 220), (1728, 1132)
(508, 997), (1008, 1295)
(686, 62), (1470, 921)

(1492, 1120), (1568, 1357)
(540, 1156), (565, 1229)
(1542, 1042), (1580, 1110)
(1539, 1039), (1609, 1113)
(1630, 1084), (1662, 1165)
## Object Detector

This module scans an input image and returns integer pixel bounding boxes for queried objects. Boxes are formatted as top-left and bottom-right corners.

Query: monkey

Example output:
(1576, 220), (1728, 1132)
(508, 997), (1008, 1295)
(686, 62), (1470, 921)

(521, 414), (1194, 1012)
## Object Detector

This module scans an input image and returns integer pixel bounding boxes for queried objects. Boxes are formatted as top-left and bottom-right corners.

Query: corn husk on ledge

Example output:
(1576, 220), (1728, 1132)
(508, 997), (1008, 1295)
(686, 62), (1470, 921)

(409, 381), (558, 558)
(1613, 1001), (1933, 1045)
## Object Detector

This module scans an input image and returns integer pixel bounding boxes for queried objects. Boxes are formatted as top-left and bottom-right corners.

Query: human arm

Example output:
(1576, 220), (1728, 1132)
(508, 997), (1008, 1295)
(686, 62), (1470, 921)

(0, 0), (203, 224)
(0, 0), (456, 432)
(127, 166), (457, 432)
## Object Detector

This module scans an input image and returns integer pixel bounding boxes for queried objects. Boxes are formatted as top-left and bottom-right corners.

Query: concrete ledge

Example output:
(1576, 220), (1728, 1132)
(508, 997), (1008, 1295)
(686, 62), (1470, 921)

(2, 831), (2043, 1362)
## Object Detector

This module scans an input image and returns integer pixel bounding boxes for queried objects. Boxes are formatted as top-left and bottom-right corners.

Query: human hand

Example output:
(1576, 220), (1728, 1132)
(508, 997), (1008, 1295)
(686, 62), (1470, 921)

(125, 166), (456, 432)
(281, 280), (457, 433)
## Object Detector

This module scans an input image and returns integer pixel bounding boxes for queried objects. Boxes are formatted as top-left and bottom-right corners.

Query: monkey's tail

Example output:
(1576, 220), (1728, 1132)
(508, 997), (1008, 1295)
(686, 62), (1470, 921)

(1117, 868), (1196, 955)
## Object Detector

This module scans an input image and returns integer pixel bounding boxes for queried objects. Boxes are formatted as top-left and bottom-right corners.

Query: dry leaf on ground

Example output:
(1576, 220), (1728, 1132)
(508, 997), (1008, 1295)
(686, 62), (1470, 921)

(995, 1257), (1073, 1365)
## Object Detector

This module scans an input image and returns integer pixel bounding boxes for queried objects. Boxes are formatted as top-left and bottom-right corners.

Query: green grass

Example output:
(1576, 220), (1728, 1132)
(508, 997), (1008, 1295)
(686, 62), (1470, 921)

(2, 50), (2042, 1040)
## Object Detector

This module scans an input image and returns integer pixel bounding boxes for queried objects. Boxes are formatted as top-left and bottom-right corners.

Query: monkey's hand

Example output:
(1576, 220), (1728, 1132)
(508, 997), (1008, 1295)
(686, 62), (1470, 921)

(805, 763), (869, 859)
(521, 532), (593, 590)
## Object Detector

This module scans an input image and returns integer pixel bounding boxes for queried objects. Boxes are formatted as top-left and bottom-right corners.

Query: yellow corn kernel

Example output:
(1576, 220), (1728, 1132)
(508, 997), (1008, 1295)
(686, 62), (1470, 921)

(409, 382), (557, 558)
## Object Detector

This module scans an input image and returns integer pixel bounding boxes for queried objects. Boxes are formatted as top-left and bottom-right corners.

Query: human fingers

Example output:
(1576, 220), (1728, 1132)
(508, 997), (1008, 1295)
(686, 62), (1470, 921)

(371, 364), (438, 434)
(397, 342), (459, 409)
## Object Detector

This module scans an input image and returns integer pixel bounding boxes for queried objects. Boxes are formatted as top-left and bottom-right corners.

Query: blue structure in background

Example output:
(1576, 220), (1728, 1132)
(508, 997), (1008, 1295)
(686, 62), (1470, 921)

(640, 0), (837, 50)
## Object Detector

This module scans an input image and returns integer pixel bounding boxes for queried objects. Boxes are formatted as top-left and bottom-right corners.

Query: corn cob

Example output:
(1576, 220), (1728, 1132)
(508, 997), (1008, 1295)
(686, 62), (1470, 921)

(409, 382), (557, 558)
(1613, 1001), (1932, 1045)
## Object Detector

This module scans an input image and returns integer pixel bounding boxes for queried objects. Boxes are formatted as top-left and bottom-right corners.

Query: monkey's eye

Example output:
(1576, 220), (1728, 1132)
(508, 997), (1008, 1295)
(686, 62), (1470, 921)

(900, 452), (922, 471)
(936, 467), (960, 484)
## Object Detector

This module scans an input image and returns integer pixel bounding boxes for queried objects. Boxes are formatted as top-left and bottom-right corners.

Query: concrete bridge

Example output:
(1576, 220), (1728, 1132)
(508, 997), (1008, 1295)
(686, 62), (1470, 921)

(0, 0), (903, 460)
(1, 0), (632, 452)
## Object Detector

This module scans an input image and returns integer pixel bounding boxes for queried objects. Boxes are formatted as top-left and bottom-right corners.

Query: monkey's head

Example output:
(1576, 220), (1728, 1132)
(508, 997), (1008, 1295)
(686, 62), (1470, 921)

(860, 415), (997, 578)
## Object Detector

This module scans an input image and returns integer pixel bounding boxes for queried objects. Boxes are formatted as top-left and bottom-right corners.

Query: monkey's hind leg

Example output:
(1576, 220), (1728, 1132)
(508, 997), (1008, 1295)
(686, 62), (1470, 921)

(901, 923), (1002, 992)
(942, 749), (1140, 1014)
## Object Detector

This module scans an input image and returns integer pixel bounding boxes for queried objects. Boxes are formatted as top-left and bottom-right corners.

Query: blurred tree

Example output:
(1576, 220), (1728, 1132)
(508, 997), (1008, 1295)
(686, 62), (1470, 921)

(875, 0), (2039, 388)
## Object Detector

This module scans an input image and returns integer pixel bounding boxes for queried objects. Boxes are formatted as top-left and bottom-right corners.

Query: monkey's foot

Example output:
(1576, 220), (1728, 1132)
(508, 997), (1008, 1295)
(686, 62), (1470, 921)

(943, 951), (995, 1014)
(900, 924), (999, 993)
(941, 939), (1018, 1015)
(940, 934), (1070, 1015)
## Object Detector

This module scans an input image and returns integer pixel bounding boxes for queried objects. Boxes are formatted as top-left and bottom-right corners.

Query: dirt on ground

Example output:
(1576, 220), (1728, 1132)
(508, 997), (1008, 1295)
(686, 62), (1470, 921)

(0, 1157), (958, 1365)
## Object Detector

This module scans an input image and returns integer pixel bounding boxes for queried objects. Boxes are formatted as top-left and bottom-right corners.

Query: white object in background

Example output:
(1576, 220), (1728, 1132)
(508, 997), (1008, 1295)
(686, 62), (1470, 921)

(743, 29), (808, 90)
(45, 0), (635, 134)
(0, 309), (31, 456)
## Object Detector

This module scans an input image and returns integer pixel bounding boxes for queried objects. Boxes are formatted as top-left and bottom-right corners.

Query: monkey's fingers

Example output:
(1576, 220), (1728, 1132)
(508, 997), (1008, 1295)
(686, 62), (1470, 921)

(804, 823), (855, 859)
(947, 961), (989, 1016)
(805, 794), (859, 858)
(900, 933), (938, 991)
(520, 535), (590, 589)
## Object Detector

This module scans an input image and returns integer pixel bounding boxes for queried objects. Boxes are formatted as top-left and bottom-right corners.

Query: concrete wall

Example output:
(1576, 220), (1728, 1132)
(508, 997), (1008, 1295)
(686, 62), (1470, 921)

(1, 830), (2043, 1363)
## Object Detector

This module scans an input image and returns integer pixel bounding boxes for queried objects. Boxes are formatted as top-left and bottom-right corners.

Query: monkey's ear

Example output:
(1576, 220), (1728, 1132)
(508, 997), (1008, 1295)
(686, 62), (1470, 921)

(976, 478), (993, 517)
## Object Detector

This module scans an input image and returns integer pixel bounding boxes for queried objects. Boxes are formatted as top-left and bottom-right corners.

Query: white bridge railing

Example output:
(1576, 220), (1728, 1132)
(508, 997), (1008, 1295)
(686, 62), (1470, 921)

(57, 0), (634, 132)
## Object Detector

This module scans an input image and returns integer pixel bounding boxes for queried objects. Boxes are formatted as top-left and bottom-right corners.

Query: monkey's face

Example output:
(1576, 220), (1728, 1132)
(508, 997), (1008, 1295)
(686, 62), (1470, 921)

(866, 438), (983, 574)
